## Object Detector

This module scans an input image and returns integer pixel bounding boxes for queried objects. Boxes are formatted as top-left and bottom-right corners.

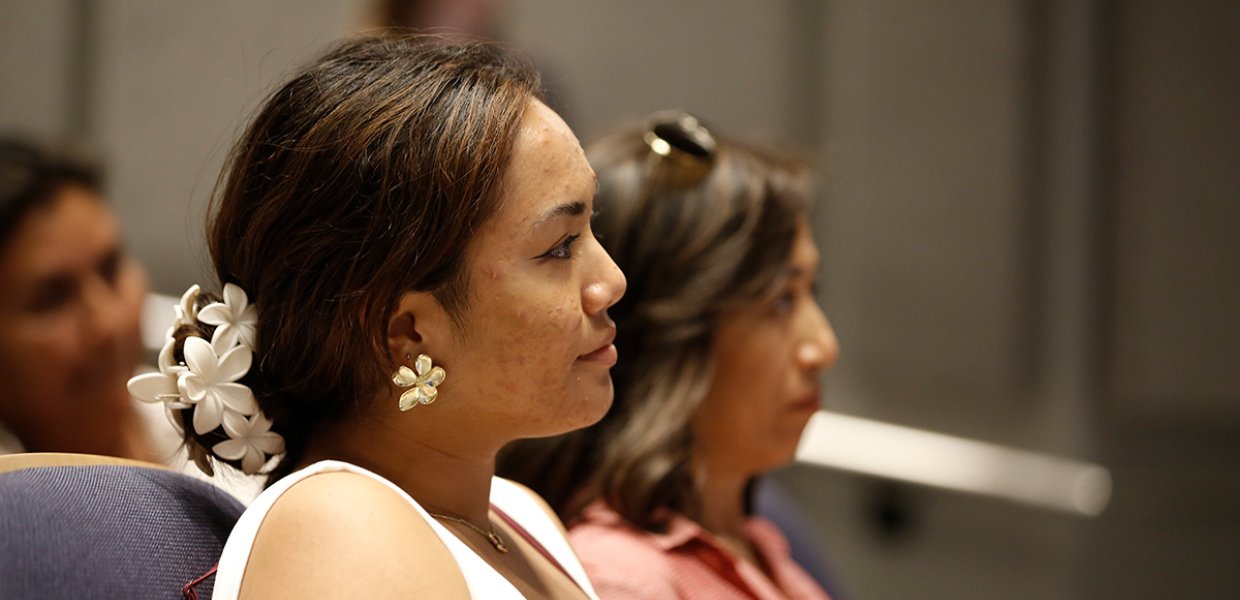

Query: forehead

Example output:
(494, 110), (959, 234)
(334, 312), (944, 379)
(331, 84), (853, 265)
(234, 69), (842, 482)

(1, 185), (116, 266)
(0, 187), (118, 280)
(789, 219), (820, 268)
(483, 99), (593, 236)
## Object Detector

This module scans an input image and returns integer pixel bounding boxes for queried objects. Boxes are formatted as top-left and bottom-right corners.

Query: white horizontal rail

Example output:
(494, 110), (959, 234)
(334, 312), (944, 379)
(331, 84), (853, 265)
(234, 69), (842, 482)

(796, 411), (1111, 516)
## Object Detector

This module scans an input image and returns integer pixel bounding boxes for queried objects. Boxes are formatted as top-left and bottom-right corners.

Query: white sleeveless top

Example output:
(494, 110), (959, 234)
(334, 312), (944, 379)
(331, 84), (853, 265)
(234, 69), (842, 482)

(213, 460), (599, 599)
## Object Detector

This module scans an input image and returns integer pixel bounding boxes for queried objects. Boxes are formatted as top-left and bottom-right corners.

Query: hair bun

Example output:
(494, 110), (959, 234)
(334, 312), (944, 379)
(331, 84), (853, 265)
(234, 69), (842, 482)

(127, 283), (283, 475)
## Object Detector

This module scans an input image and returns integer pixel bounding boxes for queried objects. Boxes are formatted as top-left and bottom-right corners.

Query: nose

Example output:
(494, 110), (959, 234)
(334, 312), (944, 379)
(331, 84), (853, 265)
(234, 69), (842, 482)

(798, 301), (839, 374)
(79, 275), (128, 348)
(582, 239), (627, 316)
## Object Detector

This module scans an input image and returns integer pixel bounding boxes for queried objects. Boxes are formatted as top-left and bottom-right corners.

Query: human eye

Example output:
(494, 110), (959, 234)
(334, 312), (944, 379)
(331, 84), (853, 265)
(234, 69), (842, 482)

(99, 250), (122, 286)
(541, 233), (581, 260)
(29, 278), (76, 314)
(771, 289), (796, 316)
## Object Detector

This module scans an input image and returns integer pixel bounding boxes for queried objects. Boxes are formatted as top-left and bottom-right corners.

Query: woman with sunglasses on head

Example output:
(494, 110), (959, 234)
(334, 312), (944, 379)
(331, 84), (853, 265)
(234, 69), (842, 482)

(128, 35), (624, 599)
(499, 112), (839, 600)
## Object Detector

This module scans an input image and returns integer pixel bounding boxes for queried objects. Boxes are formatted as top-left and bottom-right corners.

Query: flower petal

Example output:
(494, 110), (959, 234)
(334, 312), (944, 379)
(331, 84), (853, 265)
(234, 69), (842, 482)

(253, 432), (285, 455)
(221, 409), (249, 439)
(393, 365), (419, 387)
(419, 385), (437, 405)
(424, 366), (445, 387)
(237, 321), (257, 349)
(197, 303), (231, 326)
(215, 383), (258, 415)
(179, 372), (207, 402)
(128, 372), (178, 404)
(182, 337), (217, 380)
(157, 338), (178, 372)
(193, 396), (223, 435)
(222, 283), (247, 312)
(210, 328), (236, 355)
(212, 438), (248, 461)
(215, 344), (252, 382)
(210, 325), (238, 355)
(176, 284), (201, 325)
(415, 354), (433, 377)
(399, 390), (418, 411)
(240, 447), (264, 475)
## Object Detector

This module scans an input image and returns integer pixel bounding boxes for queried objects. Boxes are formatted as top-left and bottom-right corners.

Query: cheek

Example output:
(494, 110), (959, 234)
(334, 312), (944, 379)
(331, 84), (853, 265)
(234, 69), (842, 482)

(0, 319), (80, 399)
(709, 331), (797, 432)
(111, 270), (149, 357)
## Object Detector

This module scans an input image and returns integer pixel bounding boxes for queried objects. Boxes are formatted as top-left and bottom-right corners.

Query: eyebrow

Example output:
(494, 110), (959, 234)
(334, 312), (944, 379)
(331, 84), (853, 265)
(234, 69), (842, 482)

(532, 201), (587, 230)
(783, 262), (820, 284)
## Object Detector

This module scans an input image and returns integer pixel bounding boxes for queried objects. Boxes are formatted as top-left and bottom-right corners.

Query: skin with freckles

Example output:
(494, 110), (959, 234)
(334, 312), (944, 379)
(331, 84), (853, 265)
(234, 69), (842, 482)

(0, 186), (150, 457)
(394, 98), (626, 444)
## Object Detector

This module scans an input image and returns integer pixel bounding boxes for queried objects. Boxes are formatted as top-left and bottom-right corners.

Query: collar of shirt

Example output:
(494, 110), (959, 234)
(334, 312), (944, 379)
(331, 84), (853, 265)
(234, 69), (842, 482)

(578, 500), (788, 560)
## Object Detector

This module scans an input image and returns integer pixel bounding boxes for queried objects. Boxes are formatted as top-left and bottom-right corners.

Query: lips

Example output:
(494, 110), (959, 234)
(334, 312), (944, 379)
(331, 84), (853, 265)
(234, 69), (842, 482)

(578, 328), (618, 366)
(789, 387), (822, 412)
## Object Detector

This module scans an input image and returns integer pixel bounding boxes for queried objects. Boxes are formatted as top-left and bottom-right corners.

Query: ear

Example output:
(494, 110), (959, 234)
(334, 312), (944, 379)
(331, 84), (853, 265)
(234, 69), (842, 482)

(386, 290), (451, 364)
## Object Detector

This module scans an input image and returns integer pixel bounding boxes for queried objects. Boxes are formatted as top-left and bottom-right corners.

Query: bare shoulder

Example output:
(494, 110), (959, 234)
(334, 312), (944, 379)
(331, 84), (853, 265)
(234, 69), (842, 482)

(237, 471), (469, 600)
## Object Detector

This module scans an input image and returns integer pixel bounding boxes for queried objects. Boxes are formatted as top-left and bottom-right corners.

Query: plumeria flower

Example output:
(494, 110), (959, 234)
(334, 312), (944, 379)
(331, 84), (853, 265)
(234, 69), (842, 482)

(155, 335), (186, 374)
(173, 284), (202, 329)
(213, 412), (284, 475)
(177, 336), (258, 435)
(128, 369), (191, 410)
(130, 332), (192, 434)
(393, 354), (446, 411)
(128, 365), (190, 435)
(199, 283), (257, 354)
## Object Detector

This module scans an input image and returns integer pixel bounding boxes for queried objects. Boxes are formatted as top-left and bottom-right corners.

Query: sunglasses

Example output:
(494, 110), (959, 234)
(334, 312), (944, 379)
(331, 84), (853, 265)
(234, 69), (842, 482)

(642, 110), (717, 185)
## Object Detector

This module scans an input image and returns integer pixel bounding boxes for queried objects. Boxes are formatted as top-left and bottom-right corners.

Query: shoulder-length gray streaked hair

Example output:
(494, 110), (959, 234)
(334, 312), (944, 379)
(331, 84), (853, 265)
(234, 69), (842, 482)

(498, 116), (812, 531)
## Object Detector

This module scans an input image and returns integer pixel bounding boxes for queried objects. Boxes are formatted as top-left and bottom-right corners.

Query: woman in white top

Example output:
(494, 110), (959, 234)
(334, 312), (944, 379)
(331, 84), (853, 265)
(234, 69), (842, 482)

(127, 34), (624, 599)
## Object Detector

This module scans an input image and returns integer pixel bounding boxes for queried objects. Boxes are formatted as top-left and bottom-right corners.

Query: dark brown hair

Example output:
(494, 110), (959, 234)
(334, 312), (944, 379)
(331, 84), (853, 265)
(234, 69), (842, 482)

(177, 35), (541, 482)
(0, 137), (102, 252)
(498, 120), (812, 530)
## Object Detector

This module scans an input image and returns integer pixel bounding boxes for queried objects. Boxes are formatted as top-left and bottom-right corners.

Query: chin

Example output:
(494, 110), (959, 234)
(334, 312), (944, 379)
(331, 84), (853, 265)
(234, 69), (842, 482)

(758, 437), (805, 473)
(557, 381), (614, 434)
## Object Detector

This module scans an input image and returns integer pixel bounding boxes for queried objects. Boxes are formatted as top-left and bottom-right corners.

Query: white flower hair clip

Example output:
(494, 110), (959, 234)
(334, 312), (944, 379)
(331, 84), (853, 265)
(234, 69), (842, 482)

(199, 283), (257, 354)
(127, 282), (282, 475)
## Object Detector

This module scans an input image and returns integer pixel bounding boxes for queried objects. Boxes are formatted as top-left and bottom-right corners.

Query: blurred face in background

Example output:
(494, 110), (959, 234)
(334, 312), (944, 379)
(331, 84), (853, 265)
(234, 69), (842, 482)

(0, 186), (148, 452)
(691, 219), (839, 477)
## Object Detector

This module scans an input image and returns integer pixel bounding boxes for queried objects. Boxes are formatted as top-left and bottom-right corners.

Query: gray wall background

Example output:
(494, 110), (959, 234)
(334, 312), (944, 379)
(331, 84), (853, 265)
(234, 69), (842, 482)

(3, 1), (1237, 598)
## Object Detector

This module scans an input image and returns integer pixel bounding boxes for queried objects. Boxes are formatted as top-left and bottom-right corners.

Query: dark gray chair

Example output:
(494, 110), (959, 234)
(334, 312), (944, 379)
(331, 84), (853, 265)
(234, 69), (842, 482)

(0, 453), (244, 599)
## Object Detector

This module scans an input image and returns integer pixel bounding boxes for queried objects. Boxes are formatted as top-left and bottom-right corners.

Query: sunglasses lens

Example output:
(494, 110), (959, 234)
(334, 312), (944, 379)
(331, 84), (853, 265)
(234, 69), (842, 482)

(651, 121), (712, 158)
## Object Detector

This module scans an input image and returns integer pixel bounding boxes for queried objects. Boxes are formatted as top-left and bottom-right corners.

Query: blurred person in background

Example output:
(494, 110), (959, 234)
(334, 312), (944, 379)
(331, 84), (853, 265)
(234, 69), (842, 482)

(500, 112), (839, 600)
(0, 137), (153, 460)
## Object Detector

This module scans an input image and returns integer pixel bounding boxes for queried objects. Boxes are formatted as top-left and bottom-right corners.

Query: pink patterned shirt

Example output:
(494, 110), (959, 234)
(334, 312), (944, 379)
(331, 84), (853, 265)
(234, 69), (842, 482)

(569, 501), (833, 600)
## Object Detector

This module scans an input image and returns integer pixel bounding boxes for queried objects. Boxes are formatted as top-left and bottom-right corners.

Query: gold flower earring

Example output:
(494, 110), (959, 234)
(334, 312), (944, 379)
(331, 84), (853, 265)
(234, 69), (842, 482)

(393, 354), (446, 411)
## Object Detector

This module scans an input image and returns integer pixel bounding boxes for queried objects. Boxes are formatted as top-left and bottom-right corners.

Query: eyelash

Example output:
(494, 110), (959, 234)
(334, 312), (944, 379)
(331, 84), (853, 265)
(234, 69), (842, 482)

(771, 281), (820, 316)
(544, 234), (581, 260)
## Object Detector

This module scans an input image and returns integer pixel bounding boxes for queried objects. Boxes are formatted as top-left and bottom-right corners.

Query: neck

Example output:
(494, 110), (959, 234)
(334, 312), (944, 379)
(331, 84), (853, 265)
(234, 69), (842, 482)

(694, 460), (753, 542)
(302, 409), (503, 525)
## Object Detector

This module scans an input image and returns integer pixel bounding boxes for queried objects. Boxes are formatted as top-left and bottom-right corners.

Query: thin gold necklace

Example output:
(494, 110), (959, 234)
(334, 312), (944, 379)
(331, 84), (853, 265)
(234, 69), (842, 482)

(427, 512), (509, 553)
